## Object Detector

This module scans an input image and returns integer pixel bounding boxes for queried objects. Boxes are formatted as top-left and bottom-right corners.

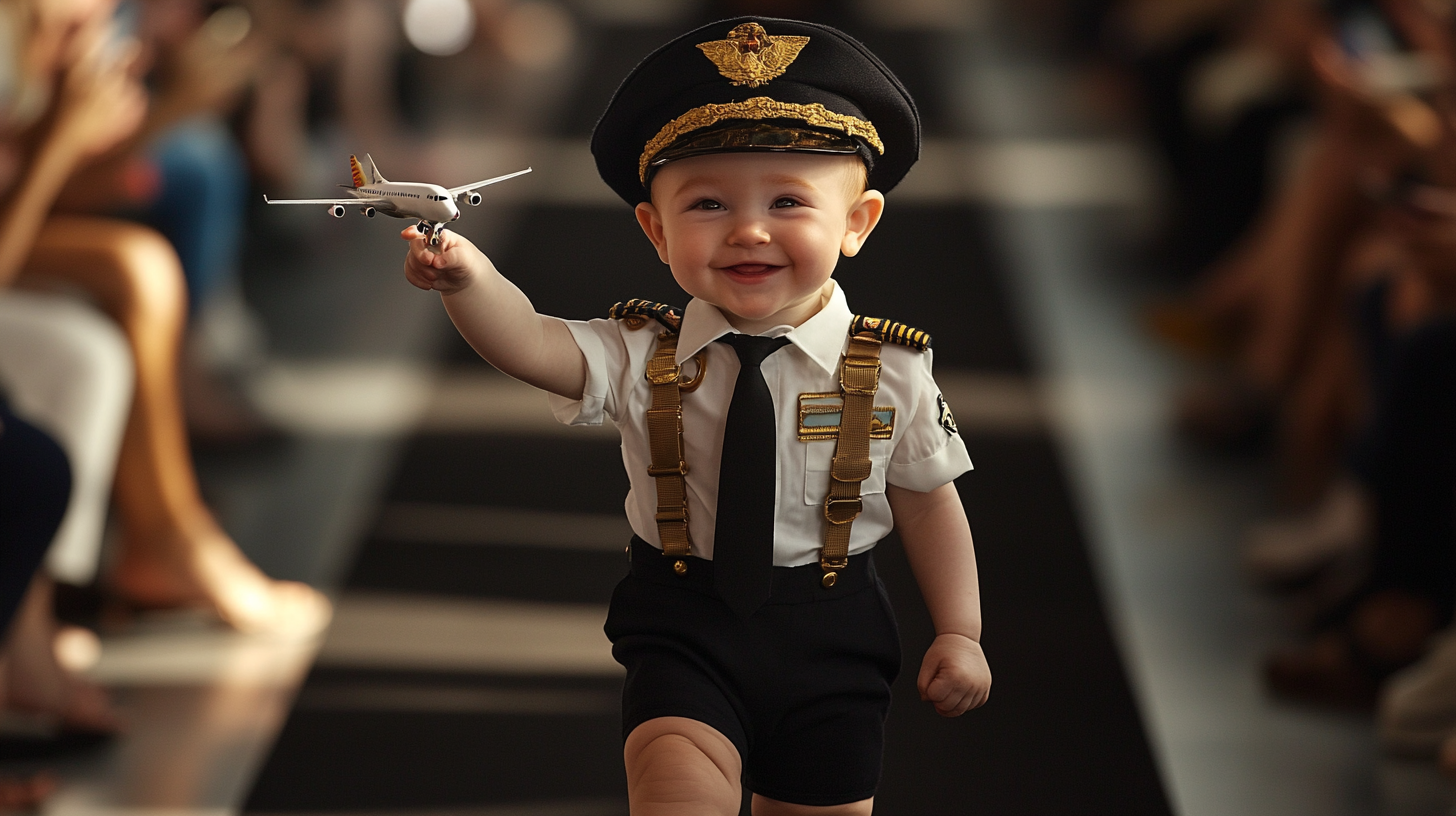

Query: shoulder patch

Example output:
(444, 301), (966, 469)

(937, 393), (959, 436)
(850, 315), (931, 350)
(609, 299), (684, 332)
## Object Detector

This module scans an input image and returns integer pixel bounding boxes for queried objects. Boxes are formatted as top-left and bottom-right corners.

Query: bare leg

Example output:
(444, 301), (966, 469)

(1274, 308), (1363, 506)
(19, 216), (328, 635)
(624, 717), (742, 816)
(0, 575), (119, 732)
(623, 717), (875, 816)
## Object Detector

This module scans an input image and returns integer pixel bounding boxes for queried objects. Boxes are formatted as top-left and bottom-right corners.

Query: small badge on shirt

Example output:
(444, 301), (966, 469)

(937, 394), (958, 436)
(798, 393), (895, 441)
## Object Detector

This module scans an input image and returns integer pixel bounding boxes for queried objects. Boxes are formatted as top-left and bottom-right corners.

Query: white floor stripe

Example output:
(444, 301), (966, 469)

(938, 371), (1044, 433)
(422, 371), (618, 438)
(44, 805), (235, 816)
(375, 504), (632, 550)
(247, 361), (439, 436)
(85, 618), (321, 686)
(895, 139), (1156, 207)
(318, 593), (620, 676)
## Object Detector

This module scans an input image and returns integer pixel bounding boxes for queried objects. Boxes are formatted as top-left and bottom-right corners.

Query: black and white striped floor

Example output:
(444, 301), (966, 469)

(241, 7), (1167, 815)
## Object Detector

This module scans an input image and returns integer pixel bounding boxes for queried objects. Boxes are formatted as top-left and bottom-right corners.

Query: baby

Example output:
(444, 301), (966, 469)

(402, 17), (990, 816)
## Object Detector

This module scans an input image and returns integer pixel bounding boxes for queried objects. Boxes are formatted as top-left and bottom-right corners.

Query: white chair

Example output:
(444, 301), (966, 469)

(0, 290), (133, 585)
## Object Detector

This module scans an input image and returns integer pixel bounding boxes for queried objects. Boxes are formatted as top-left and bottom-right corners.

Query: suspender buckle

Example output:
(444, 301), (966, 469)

(824, 497), (863, 525)
(819, 555), (849, 588)
(647, 462), (689, 476)
(840, 357), (882, 396)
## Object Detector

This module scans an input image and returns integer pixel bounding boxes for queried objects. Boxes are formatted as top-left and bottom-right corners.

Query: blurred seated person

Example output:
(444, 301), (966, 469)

(51, 0), (272, 444)
(0, 400), (74, 810)
(1194, 0), (1456, 706)
(0, 0), (328, 635)
(1105, 0), (1320, 276)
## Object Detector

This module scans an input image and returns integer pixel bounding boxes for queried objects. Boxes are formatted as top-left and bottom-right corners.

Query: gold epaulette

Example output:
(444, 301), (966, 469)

(609, 299), (684, 332)
(850, 315), (931, 350)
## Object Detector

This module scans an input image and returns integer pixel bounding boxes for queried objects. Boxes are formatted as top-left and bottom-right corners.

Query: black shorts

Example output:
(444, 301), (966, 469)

(605, 537), (902, 806)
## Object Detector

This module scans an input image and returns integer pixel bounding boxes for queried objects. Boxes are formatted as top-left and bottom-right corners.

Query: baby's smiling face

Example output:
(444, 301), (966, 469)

(635, 152), (885, 334)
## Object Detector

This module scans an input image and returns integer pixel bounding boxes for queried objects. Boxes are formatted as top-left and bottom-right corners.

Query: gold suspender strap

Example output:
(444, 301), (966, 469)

(644, 331), (706, 574)
(820, 329), (883, 587)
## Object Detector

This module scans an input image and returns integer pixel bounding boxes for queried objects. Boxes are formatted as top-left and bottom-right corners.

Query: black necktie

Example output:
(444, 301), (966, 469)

(713, 334), (792, 619)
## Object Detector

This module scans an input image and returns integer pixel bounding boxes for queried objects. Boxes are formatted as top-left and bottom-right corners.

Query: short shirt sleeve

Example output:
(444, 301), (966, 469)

(886, 348), (973, 492)
(548, 317), (622, 426)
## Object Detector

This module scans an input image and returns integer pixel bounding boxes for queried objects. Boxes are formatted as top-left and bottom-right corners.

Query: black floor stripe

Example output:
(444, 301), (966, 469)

(382, 435), (629, 513)
(247, 669), (626, 812)
(246, 709), (624, 809)
(878, 434), (1169, 814)
(346, 542), (626, 605)
(554, 25), (691, 138)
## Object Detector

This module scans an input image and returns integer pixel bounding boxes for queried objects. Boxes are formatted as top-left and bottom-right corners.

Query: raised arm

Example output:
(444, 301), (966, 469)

(887, 481), (991, 717)
(401, 227), (587, 399)
(0, 20), (145, 286)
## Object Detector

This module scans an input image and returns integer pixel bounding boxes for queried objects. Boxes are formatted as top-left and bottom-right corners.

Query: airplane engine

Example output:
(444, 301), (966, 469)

(329, 204), (346, 218)
(467, 192), (482, 206)
(363, 207), (376, 218)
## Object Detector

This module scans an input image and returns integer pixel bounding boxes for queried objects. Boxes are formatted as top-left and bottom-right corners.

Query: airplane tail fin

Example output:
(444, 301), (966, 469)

(366, 153), (388, 183)
(349, 155), (369, 188)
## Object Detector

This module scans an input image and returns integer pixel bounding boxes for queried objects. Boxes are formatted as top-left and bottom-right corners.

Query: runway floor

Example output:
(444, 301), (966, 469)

(244, 7), (1168, 814)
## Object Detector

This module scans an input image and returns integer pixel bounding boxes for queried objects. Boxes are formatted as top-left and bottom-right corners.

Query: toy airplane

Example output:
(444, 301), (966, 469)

(264, 154), (532, 246)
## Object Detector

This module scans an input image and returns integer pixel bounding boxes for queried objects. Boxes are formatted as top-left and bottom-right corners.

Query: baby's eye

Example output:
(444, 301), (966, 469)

(691, 199), (724, 211)
(771, 197), (801, 209)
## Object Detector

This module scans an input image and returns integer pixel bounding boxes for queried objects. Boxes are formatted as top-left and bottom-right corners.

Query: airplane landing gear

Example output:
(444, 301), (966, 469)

(428, 223), (445, 247)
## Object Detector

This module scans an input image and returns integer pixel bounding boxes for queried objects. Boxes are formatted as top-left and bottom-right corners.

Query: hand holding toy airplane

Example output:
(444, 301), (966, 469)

(264, 154), (532, 246)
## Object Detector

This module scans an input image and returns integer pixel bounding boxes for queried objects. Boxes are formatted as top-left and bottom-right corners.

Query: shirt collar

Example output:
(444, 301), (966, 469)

(675, 282), (853, 376)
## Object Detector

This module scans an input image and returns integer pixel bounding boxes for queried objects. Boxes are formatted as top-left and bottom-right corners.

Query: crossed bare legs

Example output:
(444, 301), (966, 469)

(22, 215), (329, 637)
(625, 717), (873, 816)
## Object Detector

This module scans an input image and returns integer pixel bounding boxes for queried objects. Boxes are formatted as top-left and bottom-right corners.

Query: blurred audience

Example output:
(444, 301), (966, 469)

(1066, 0), (1456, 757)
(0, 0), (329, 766)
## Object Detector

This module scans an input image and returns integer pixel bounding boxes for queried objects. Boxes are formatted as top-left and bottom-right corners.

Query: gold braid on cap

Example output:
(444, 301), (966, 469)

(638, 97), (884, 183)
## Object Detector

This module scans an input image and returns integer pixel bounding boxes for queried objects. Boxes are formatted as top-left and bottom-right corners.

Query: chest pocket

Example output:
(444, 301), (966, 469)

(799, 393), (893, 505)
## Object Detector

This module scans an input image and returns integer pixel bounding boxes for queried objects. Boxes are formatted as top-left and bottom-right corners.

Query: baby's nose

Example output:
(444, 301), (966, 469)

(727, 219), (771, 244)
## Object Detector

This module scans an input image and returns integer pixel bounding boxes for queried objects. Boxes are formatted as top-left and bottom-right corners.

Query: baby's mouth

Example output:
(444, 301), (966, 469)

(721, 263), (781, 278)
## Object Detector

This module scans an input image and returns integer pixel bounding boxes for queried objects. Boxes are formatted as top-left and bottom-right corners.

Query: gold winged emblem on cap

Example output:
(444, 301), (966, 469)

(696, 23), (809, 88)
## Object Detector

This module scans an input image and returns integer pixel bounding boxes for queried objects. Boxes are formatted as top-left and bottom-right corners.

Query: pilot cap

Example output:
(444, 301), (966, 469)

(591, 17), (921, 205)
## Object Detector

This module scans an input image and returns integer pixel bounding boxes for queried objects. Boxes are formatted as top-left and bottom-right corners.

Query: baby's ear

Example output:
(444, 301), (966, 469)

(841, 190), (885, 257)
(635, 202), (671, 264)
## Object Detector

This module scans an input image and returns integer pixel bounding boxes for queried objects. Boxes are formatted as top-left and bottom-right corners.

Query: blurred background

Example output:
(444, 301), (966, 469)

(2, 0), (1456, 814)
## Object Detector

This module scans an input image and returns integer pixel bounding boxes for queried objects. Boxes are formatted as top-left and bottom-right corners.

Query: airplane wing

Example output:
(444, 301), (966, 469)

(264, 195), (390, 206)
(446, 167), (533, 198)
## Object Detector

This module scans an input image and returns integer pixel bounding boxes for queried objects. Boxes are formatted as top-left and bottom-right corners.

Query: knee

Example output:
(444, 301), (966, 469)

(105, 226), (188, 327)
(624, 720), (742, 812)
(628, 732), (736, 790)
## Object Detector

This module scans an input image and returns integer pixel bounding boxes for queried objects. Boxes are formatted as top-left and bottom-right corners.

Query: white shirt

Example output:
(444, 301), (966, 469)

(549, 282), (973, 567)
